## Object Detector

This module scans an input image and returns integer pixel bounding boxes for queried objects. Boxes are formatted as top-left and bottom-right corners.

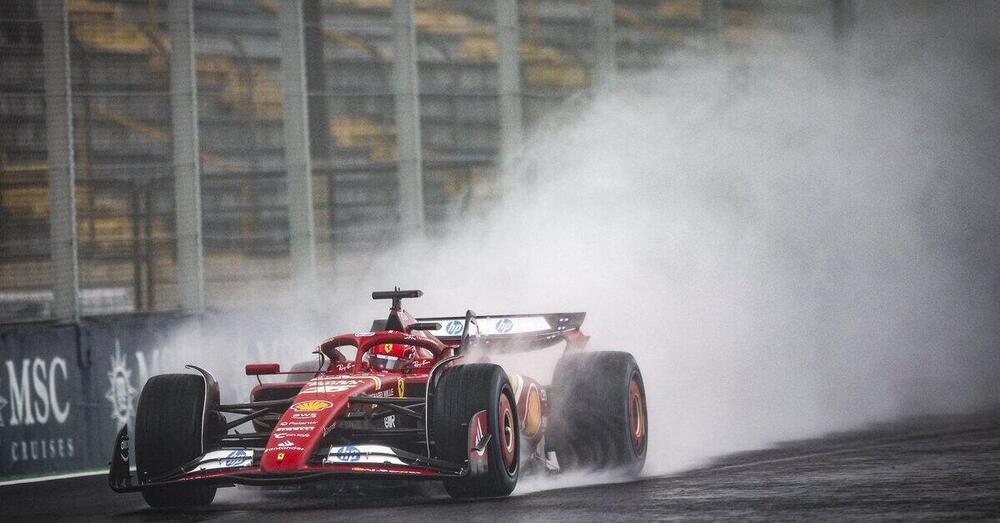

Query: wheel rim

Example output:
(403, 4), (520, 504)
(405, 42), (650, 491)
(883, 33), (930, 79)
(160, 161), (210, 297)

(498, 392), (517, 473)
(628, 375), (646, 453)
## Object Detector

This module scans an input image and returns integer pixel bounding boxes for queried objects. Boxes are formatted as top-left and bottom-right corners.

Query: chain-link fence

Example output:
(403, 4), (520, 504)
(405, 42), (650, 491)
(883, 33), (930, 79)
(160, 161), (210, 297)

(1, 0), (814, 323)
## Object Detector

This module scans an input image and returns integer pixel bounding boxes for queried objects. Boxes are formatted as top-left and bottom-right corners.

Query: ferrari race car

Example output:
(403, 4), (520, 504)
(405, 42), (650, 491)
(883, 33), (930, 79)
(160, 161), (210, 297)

(109, 289), (647, 507)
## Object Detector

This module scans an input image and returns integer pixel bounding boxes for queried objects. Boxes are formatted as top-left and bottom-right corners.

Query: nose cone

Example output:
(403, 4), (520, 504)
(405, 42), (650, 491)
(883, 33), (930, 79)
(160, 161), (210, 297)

(260, 375), (385, 472)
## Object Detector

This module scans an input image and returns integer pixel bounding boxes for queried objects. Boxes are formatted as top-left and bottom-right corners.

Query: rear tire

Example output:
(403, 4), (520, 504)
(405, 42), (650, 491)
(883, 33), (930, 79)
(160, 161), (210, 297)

(431, 364), (519, 498)
(548, 351), (647, 476)
(135, 374), (217, 507)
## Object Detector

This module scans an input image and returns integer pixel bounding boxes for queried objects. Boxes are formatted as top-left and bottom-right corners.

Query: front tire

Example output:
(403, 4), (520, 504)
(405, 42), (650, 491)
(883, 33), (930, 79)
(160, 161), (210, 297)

(431, 364), (519, 498)
(548, 351), (647, 476)
(135, 374), (217, 507)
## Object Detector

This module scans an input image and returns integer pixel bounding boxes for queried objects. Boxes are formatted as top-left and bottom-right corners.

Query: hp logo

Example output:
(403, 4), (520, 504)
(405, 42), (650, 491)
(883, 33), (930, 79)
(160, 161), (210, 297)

(445, 320), (463, 335)
(335, 446), (362, 462)
(495, 318), (513, 333)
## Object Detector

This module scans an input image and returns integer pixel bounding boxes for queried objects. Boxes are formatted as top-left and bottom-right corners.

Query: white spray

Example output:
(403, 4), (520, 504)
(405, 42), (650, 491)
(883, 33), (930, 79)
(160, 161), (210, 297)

(159, 4), (1000, 489)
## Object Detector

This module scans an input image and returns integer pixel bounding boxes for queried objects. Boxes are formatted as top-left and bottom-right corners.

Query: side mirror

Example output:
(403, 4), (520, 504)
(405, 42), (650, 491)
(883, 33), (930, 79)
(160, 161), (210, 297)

(245, 363), (281, 376)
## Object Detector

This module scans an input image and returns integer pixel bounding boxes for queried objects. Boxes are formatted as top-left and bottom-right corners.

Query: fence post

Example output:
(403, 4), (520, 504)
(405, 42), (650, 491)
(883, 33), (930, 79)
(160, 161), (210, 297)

(169, 0), (204, 314)
(392, 0), (424, 233)
(496, 0), (523, 182)
(592, 0), (616, 88)
(701, 0), (724, 50)
(41, 0), (79, 322)
(278, 0), (318, 292)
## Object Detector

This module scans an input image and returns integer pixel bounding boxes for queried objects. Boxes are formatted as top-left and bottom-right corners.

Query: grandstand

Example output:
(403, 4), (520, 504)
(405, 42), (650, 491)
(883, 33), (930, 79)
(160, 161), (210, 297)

(0, 0), (831, 322)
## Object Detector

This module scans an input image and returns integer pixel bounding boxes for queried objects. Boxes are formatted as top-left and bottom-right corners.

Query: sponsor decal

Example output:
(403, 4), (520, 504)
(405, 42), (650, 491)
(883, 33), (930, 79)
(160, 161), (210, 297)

(339, 375), (383, 387)
(224, 449), (249, 468)
(101, 341), (162, 427)
(105, 342), (138, 427)
(412, 359), (432, 368)
(302, 380), (360, 394)
(277, 440), (296, 448)
(331, 445), (361, 462)
(495, 318), (514, 333)
(383, 415), (396, 429)
(523, 383), (542, 437)
(468, 410), (489, 474)
(291, 412), (317, 419)
(290, 400), (333, 412)
(275, 426), (315, 432)
(445, 320), (463, 336)
(9, 439), (76, 463)
(2, 356), (77, 465)
(281, 421), (316, 427)
(429, 316), (551, 336)
(396, 379), (405, 398)
(195, 449), (252, 471)
(0, 383), (7, 427)
(301, 376), (381, 394)
(3, 357), (71, 426)
(2, 333), (164, 471)
(345, 466), (420, 475)
(274, 432), (310, 438)
(325, 444), (406, 466)
(472, 415), (486, 452)
(266, 446), (304, 453)
(354, 332), (375, 337)
(118, 434), (129, 462)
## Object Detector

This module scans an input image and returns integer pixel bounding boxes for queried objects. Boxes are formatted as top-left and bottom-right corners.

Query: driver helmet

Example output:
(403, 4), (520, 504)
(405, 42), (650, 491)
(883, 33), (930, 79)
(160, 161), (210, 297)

(369, 343), (415, 371)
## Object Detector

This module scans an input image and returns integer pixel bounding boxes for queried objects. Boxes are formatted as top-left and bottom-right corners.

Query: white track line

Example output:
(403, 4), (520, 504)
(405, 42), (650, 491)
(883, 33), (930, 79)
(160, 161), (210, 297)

(0, 468), (106, 487)
(705, 446), (881, 473)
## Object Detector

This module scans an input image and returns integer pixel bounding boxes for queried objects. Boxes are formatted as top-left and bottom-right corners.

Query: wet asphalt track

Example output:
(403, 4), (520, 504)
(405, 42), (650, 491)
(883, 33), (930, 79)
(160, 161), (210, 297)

(2, 409), (998, 521)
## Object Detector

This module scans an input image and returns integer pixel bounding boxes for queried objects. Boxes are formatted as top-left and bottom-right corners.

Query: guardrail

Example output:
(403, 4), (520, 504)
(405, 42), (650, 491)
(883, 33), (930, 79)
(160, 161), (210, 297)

(0, 315), (188, 479)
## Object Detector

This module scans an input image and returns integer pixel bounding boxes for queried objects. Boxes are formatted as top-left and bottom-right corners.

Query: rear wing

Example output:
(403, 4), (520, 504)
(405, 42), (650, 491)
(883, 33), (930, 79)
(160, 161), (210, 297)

(417, 312), (586, 353)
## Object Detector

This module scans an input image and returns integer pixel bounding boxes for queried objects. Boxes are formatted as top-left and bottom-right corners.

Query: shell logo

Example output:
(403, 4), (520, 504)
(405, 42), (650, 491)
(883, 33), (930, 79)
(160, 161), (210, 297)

(523, 386), (542, 437)
(290, 400), (333, 412)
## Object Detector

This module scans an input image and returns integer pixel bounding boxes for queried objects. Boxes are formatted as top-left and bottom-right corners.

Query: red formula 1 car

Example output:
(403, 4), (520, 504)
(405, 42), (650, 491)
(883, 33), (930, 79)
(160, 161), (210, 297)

(109, 289), (647, 507)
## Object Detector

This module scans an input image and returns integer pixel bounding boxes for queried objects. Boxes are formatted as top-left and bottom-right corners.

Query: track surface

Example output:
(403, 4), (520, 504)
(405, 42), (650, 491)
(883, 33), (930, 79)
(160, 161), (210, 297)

(3, 410), (998, 521)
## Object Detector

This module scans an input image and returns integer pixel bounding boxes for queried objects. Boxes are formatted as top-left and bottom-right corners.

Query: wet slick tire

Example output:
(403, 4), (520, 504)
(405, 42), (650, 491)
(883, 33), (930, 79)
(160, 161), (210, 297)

(135, 374), (217, 507)
(431, 364), (519, 498)
(548, 351), (648, 476)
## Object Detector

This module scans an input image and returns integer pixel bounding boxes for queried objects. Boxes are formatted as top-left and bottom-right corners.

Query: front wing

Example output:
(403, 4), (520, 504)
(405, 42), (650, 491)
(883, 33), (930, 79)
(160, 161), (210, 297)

(108, 426), (465, 493)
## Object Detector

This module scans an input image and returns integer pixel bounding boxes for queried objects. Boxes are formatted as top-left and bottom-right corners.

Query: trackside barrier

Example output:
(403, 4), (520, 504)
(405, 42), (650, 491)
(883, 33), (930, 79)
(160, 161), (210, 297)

(0, 316), (189, 479)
